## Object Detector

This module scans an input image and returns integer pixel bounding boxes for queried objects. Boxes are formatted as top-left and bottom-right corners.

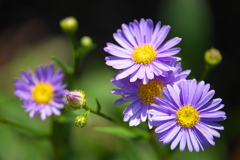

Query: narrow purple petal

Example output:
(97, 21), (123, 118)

(170, 129), (183, 150)
(189, 129), (200, 152)
(116, 64), (140, 80)
(157, 37), (182, 52)
(179, 130), (187, 151)
(114, 98), (127, 105)
(196, 90), (215, 109)
(113, 31), (133, 51)
(186, 131), (193, 152)
(152, 25), (171, 47)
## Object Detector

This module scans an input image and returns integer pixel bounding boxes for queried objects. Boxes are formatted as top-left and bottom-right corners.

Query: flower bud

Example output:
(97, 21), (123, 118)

(66, 90), (86, 110)
(59, 16), (78, 37)
(204, 48), (222, 66)
(74, 116), (87, 128)
(80, 36), (93, 48)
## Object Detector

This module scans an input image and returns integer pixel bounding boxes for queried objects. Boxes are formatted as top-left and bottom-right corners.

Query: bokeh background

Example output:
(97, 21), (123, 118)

(0, 0), (239, 159)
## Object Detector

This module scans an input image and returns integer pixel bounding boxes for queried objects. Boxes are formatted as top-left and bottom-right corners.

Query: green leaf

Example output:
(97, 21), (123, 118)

(93, 126), (138, 139)
(51, 56), (73, 74)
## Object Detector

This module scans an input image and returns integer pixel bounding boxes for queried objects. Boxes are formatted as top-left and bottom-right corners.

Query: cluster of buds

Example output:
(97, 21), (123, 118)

(59, 16), (96, 58)
(66, 90), (89, 128)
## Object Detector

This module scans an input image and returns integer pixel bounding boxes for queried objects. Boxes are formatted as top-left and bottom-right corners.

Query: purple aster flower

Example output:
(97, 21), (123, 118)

(105, 18), (182, 84)
(112, 62), (190, 126)
(149, 79), (226, 152)
(14, 64), (68, 120)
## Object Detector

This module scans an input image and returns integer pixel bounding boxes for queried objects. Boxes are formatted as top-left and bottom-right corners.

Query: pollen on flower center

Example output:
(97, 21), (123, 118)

(137, 78), (165, 105)
(32, 83), (54, 104)
(132, 45), (157, 65)
(176, 105), (199, 128)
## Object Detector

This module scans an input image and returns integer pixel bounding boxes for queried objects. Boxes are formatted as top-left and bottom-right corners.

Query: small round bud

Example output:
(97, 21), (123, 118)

(80, 36), (93, 48)
(74, 116), (87, 128)
(66, 90), (86, 110)
(204, 48), (222, 66)
(59, 16), (78, 37)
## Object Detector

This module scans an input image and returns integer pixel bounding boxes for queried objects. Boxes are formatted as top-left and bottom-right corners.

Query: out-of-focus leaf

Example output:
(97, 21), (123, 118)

(52, 56), (73, 74)
(93, 126), (138, 139)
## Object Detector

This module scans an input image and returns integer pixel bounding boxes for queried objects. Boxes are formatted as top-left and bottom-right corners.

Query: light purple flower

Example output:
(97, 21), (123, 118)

(149, 79), (226, 152)
(112, 63), (190, 126)
(105, 18), (182, 84)
(14, 64), (68, 120)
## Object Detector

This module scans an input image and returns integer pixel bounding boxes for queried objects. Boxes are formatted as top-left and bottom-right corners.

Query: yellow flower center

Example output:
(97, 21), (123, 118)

(137, 78), (165, 105)
(32, 83), (54, 104)
(132, 45), (157, 65)
(176, 105), (199, 128)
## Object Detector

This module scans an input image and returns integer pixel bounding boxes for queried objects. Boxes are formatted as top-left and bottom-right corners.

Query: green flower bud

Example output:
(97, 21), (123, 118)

(59, 16), (78, 37)
(204, 48), (222, 66)
(74, 116), (87, 128)
(66, 90), (86, 110)
(80, 36), (93, 48)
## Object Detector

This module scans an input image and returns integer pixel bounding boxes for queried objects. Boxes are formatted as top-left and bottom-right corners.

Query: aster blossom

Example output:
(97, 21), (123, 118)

(112, 62), (190, 126)
(14, 63), (68, 120)
(149, 79), (226, 152)
(105, 18), (182, 84)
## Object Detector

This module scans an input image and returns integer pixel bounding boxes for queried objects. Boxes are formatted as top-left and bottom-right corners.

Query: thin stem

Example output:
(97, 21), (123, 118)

(51, 35), (79, 160)
(0, 116), (49, 139)
(199, 64), (213, 81)
(67, 36), (80, 90)
(51, 114), (72, 160)
(84, 105), (149, 140)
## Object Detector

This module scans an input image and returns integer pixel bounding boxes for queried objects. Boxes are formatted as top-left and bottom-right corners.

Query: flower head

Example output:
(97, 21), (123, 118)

(105, 18), (182, 84)
(149, 79), (226, 152)
(66, 90), (86, 110)
(14, 64), (68, 120)
(112, 63), (190, 126)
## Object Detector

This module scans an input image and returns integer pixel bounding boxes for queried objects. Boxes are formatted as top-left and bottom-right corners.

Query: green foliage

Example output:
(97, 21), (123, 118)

(94, 126), (138, 139)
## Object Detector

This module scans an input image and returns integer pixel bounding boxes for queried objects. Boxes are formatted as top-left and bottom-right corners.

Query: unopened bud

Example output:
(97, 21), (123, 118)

(59, 16), (78, 37)
(74, 116), (87, 128)
(80, 36), (93, 48)
(204, 48), (222, 66)
(66, 90), (86, 110)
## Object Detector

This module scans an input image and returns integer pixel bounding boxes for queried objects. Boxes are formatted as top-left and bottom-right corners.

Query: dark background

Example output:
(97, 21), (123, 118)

(0, 0), (240, 159)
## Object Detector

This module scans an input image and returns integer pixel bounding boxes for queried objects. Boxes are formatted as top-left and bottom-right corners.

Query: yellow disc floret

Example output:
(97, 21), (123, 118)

(32, 83), (54, 104)
(132, 45), (157, 65)
(137, 78), (165, 105)
(176, 105), (199, 128)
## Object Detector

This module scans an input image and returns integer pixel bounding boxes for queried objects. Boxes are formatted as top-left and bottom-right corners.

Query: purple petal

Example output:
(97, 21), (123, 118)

(157, 37), (182, 52)
(170, 128), (183, 150)
(152, 25), (171, 48)
(116, 64), (140, 80)
(179, 130), (187, 151)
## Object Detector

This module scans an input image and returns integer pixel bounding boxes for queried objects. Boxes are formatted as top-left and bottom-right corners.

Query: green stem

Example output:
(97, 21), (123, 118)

(199, 63), (213, 81)
(0, 116), (49, 139)
(84, 105), (149, 140)
(51, 34), (81, 160)
(67, 36), (80, 90)
(51, 114), (72, 160)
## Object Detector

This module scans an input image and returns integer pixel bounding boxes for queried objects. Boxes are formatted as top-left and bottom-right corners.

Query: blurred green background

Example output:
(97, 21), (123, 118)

(0, 0), (239, 159)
